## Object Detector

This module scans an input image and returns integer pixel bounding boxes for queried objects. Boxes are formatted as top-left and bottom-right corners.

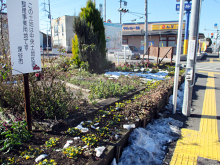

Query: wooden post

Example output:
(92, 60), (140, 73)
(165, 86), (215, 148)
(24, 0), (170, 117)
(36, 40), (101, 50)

(23, 73), (32, 131)
(171, 47), (173, 65)
(157, 47), (160, 65)
(148, 47), (150, 62)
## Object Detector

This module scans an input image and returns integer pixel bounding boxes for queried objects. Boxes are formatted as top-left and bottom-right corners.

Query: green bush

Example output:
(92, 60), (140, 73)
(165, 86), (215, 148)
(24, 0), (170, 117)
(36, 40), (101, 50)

(71, 34), (81, 68)
(29, 67), (78, 120)
(0, 120), (32, 153)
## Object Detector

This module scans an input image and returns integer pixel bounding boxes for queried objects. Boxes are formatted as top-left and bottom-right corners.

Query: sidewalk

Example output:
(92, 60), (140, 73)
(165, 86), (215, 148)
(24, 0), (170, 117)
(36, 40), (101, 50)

(163, 55), (220, 165)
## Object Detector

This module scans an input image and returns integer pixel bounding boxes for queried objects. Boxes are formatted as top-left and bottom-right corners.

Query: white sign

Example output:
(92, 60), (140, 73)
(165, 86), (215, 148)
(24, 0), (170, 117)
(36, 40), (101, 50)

(7, 0), (41, 75)
(104, 23), (122, 52)
(188, 40), (196, 60)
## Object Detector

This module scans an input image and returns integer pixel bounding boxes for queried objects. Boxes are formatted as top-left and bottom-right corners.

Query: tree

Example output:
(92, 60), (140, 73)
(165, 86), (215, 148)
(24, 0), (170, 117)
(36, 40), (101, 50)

(79, 0), (106, 60)
(206, 38), (212, 47)
(73, 17), (102, 73)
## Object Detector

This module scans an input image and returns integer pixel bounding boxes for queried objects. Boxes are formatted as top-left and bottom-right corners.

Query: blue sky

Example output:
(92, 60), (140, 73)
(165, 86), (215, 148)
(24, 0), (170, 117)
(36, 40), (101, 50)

(39, 0), (220, 41)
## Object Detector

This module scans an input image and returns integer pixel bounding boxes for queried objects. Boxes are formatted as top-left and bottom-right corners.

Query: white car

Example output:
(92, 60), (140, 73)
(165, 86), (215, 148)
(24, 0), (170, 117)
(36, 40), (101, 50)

(114, 45), (140, 60)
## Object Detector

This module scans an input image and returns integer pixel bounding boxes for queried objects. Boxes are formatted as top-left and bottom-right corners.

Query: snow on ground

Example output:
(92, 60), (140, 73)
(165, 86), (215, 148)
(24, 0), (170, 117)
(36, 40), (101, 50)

(112, 81), (185, 165)
(105, 69), (168, 81)
(165, 82), (185, 113)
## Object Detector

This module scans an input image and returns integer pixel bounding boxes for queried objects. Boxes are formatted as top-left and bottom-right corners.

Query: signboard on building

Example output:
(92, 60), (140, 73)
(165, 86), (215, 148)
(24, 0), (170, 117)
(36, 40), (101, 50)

(7, 0), (41, 75)
(152, 23), (185, 30)
(104, 23), (122, 52)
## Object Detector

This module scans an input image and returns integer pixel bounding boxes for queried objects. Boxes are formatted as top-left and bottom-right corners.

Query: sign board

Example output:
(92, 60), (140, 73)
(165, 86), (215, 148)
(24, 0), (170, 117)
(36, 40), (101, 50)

(7, 0), (41, 75)
(188, 40), (196, 60)
(152, 23), (185, 30)
(104, 23), (122, 52)
(214, 23), (218, 28)
(176, 3), (192, 11)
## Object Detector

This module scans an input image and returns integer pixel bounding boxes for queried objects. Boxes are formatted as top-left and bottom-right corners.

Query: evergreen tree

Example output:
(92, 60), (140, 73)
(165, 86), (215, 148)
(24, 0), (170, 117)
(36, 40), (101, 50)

(79, 0), (106, 60)
(73, 17), (102, 73)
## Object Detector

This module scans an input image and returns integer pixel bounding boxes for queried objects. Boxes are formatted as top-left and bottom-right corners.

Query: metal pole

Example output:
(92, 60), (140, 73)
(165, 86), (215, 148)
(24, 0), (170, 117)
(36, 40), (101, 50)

(172, 0), (185, 114)
(23, 73), (32, 131)
(182, 0), (201, 116)
(124, 45), (126, 63)
(47, 24), (49, 60)
(48, 0), (52, 49)
(120, 0), (122, 24)
(144, 0), (148, 56)
(183, 2), (191, 55)
(216, 27), (218, 53)
(104, 0), (106, 22)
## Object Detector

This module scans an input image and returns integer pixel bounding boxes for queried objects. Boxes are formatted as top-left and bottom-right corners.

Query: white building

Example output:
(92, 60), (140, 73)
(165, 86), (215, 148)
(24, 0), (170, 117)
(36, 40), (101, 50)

(51, 15), (76, 52)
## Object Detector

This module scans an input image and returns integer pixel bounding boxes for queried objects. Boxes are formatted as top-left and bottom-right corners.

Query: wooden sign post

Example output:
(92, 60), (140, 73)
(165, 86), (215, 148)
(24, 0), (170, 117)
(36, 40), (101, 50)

(23, 73), (32, 131)
(7, 0), (41, 131)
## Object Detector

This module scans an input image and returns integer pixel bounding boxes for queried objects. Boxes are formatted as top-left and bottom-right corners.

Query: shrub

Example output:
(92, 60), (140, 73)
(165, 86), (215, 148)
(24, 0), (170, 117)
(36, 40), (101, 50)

(71, 34), (81, 68)
(0, 120), (32, 153)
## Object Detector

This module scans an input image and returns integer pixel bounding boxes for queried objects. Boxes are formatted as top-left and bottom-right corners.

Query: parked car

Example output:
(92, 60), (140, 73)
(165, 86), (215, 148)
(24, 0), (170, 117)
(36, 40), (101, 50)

(205, 47), (212, 53)
(114, 45), (140, 60)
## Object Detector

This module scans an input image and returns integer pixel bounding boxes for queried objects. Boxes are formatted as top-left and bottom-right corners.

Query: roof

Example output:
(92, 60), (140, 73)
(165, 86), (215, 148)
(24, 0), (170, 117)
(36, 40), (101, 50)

(122, 30), (205, 39)
(122, 20), (186, 25)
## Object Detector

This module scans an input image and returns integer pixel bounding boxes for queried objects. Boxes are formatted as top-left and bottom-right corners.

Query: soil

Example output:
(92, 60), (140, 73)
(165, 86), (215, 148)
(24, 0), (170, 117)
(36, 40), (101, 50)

(0, 108), (130, 165)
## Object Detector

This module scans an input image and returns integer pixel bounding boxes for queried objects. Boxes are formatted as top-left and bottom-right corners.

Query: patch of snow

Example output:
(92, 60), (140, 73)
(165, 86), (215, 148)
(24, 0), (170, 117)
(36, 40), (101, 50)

(73, 137), (80, 140)
(35, 154), (48, 162)
(123, 124), (136, 130)
(104, 70), (168, 82)
(95, 146), (106, 157)
(81, 128), (89, 133)
(82, 145), (88, 149)
(165, 82), (185, 112)
(117, 118), (183, 165)
(111, 158), (117, 165)
(63, 140), (74, 148)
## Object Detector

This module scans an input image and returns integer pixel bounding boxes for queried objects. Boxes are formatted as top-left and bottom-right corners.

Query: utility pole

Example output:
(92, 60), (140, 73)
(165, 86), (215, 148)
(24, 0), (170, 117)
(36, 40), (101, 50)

(120, 0), (122, 24)
(144, 0), (148, 55)
(48, 0), (52, 49)
(173, 0), (185, 114)
(43, 0), (52, 49)
(182, 0), (201, 116)
(104, 0), (106, 22)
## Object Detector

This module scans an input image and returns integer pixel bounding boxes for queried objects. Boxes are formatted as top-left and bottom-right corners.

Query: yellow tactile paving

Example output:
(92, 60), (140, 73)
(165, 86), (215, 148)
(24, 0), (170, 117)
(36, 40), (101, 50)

(170, 71), (220, 164)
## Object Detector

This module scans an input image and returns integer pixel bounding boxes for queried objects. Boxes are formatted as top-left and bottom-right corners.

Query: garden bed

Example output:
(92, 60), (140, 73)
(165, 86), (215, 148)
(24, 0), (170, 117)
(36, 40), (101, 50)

(0, 71), (185, 165)
(1, 57), (185, 164)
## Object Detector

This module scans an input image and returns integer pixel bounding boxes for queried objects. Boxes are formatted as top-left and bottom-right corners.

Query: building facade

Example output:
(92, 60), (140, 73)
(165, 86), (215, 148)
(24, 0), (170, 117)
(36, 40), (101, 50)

(122, 21), (204, 54)
(51, 15), (76, 52)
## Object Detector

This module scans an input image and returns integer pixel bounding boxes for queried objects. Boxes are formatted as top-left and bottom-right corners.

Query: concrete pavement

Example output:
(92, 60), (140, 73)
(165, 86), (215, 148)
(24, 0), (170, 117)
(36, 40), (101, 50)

(163, 53), (220, 165)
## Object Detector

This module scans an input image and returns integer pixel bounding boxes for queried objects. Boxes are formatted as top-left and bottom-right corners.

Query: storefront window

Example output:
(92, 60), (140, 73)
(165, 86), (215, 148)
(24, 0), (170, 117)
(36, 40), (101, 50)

(168, 37), (175, 40)
(160, 37), (167, 41)
(122, 39), (128, 44)
(159, 36), (167, 47)
(159, 41), (167, 47)
(168, 41), (176, 47)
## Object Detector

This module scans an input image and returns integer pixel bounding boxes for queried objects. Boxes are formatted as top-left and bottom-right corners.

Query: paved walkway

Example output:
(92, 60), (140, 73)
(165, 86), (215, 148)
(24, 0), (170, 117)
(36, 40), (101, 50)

(165, 53), (220, 165)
